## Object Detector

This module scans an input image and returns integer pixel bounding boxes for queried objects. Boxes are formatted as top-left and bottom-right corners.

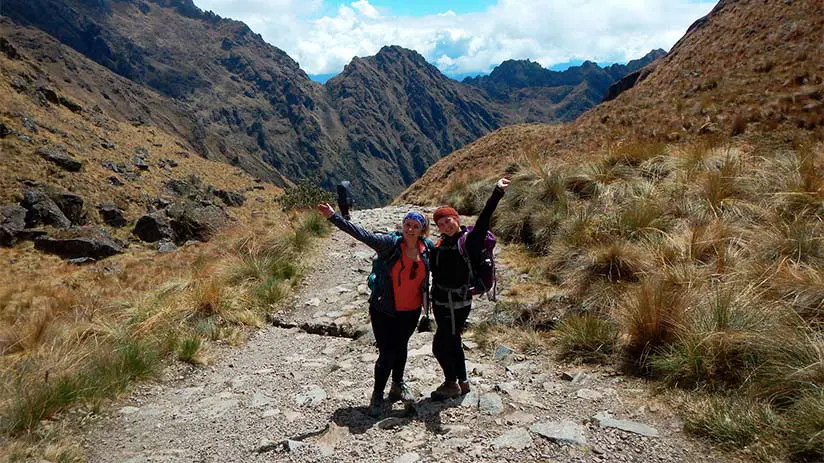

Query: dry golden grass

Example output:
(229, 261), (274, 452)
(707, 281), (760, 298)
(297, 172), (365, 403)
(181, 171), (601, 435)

(0, 211), (329, 458)
(438, 135), (823, 460)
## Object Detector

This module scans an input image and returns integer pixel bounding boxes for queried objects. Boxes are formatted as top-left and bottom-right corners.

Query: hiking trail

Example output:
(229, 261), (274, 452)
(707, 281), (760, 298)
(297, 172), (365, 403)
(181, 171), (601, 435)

(80, 206), (732, 463)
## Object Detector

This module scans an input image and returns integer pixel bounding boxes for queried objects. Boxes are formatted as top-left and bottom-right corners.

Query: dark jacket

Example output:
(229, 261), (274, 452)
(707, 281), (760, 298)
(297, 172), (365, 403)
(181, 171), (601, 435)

(336, 181), (353, 207)
(431, 185), (505, 307)
(328, 213), (433, 316)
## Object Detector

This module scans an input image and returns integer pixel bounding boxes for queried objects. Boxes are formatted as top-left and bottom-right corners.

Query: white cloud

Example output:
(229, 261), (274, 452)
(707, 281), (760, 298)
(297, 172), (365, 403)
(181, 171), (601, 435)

(194, 0), (717, 75)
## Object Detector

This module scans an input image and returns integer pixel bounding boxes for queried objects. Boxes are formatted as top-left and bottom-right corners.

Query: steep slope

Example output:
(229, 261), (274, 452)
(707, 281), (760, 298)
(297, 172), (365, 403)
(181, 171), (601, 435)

(0, 18), (284, 251)
(463, 50), (666, 122)
(2, 0), (660, 206)
(398, 0), (824, 203)
(326, 46), (506, 203)
(3, 0), (339, 188)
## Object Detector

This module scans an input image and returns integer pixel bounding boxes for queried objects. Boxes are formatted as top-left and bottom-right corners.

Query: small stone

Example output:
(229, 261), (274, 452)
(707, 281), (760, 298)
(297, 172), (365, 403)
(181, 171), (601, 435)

(492, 427), (533, 450)
(306, 298), (321, 307)
(592, 412), (659, 437)
(530, 420), (587, 445)
(576, 388), (603, 400)
(394, 452), (420, 463)
(479, 392), (504, 415)
(494, 345), (515, 360)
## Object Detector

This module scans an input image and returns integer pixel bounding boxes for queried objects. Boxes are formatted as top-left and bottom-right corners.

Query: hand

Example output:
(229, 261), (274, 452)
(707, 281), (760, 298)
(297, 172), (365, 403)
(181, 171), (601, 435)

(496, 177), (511, 191)
(316, 202), (335, 218)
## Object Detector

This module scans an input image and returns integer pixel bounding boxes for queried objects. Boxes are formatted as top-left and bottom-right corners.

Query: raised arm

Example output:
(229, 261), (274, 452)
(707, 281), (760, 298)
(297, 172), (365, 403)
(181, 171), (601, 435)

(316, 203), (396, 254)
(466, 178), (509, 254)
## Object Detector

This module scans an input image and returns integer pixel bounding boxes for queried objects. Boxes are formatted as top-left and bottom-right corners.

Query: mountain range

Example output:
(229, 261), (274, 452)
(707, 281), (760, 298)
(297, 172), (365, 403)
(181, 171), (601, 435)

(1, 0), (662, 206)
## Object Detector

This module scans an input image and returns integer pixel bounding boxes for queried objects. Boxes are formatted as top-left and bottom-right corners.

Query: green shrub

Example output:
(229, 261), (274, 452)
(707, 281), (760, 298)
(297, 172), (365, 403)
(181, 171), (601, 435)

(276, 179), (334, 211)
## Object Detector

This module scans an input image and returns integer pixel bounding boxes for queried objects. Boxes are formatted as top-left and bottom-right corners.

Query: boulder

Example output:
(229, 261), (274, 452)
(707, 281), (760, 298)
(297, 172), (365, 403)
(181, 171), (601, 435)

(0, 204), (27, 246)
(132, 155), (149, 170)
(49, 191), (87, 225)
(214, 189), (246, 207)
(133, 212), (175, 243)
(0, 122), (10, 138)
(34, 227), (124, 260)
(36, 146), (82, 172)
(98, 204), (127, 228)
(167, 202), (228, 243)
(22, 189), (71, 229)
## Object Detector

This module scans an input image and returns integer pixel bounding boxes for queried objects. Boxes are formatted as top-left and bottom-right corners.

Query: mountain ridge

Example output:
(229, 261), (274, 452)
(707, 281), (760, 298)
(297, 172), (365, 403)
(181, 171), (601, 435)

(2, 0), (667, 205)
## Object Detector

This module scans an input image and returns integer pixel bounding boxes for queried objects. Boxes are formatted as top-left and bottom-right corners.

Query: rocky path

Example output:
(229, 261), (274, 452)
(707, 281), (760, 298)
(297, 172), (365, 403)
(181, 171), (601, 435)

(81, 207), (731, 463)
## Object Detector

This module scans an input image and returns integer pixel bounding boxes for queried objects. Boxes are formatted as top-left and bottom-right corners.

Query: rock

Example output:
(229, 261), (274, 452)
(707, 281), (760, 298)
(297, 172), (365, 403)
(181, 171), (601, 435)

(376, 417), (407, 430)
(157, 239), (178, 253)
(294, 385), (327, 407)
(50, 191), (87, 225)
(34, 226), (124, 260)
(394, 452), (420, 463)
(132, 155), (149, 170)
(98, 204), (127, 228)
(306, 298), (321, 307)
(166, 202), (228, 243)
(492, 427), (533, 450)
(36, 146), (82, 172)
(0, 204), (26, 246)
(530, 420), (587, 445)
(22, 189), (71, 229)
(561, 369), (589, 384)
(250, 392), (274, 408)
(0, 122), (10, 138)
(68, 257), (96, 265)
(592, 412), (659, 437)
(108, 176), (124, 186)
(214, 189), (246, 207)
(438, 424), (471, 436)
(100, 140), (116, 150)
(101, 160), (120, 172)
(494, 345), (515, 360)
(576, 388), (603, 400)
(133, 212), (175, 243)
(479, 392), (504, 415)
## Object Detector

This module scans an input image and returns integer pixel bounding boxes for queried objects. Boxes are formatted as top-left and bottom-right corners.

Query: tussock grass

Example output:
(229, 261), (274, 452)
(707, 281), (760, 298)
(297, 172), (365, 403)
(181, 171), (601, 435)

(0, 212), (326, 447)
(555, 313), (617, 363)
(682, 394), (779, 451)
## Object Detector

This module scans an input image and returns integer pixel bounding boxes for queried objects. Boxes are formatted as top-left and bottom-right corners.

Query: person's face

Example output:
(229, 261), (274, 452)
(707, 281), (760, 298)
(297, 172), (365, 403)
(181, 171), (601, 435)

(402, 219), (423, 242)
(436, 215), (460, 237)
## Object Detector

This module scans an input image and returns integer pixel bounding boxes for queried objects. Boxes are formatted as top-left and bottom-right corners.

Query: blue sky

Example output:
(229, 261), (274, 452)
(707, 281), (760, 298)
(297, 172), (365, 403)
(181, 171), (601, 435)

(194, 0), (717, 78)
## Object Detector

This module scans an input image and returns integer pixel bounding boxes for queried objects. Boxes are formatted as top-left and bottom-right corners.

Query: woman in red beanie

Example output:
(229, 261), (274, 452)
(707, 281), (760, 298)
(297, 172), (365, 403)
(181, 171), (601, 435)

(430, 177), (510, 400)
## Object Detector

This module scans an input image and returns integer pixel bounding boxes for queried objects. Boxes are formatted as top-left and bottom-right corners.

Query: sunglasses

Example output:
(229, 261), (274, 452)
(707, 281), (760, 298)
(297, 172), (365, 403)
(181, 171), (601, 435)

(410, 261), (419, 280)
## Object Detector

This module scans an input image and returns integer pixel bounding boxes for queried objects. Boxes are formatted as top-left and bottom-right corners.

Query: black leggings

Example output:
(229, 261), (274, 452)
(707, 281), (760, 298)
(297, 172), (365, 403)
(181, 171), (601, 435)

(370, 308), (421, 395)
(432, 304), (471, 383)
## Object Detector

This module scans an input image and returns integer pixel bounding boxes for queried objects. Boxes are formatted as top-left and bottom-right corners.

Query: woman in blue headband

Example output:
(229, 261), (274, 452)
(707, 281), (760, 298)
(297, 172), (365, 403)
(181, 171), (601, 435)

(317, 203), (434, 417)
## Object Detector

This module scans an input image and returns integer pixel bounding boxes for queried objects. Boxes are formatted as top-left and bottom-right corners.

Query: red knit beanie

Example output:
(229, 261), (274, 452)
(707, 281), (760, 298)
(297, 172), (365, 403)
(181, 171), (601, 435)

(433, 206), (459, 224)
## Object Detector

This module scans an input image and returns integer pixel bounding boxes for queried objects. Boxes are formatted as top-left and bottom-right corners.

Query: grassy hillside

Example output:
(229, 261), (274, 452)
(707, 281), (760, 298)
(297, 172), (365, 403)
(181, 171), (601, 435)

(397, 0), (824, 460)
(0, 17), (333, 460)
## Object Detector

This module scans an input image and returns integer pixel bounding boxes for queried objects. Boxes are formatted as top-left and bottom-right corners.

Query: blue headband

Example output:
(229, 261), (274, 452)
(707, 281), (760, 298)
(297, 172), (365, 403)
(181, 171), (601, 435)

(404, 211), (426, 228)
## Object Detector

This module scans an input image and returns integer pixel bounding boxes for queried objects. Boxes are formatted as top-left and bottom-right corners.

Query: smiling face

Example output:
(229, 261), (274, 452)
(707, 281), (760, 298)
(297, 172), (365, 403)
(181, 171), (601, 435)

(436, 215), (460, 237)
(402, 218), (423, 243)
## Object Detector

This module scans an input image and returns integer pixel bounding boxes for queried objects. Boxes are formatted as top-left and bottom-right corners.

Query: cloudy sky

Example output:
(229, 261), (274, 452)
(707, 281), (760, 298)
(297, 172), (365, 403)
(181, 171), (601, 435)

(192, 0), (717, 79)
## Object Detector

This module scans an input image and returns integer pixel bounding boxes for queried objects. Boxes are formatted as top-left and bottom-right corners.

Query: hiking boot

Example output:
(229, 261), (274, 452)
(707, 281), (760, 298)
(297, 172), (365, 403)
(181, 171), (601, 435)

(430, 381), (461, 401)
(367, 392), (384, 417)
(459, 380), (471, 395)
(388, 382), (415, 403)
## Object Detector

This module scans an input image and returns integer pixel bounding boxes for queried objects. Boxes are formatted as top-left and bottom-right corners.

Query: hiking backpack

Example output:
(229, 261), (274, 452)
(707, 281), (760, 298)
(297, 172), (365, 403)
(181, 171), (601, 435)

(438, 226), (498, 301)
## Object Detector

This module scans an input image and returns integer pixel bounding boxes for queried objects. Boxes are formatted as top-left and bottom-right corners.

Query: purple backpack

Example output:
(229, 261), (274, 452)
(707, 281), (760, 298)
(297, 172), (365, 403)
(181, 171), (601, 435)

(457, 226), (497, 301)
